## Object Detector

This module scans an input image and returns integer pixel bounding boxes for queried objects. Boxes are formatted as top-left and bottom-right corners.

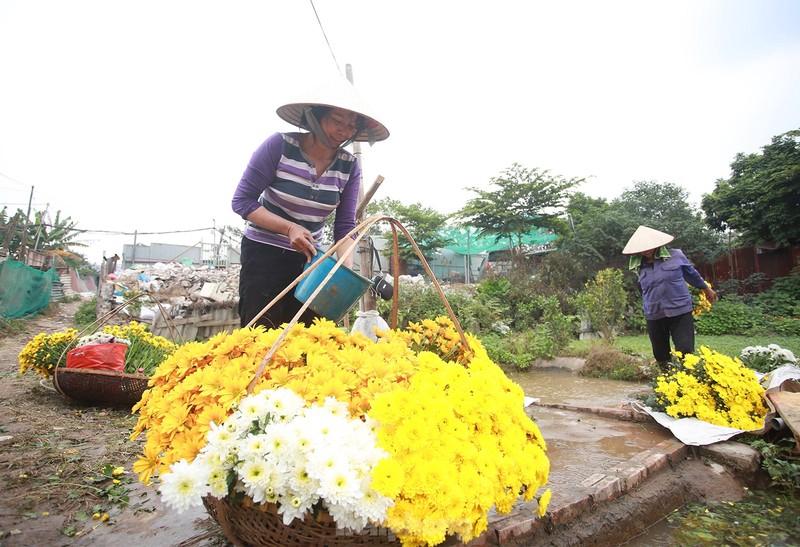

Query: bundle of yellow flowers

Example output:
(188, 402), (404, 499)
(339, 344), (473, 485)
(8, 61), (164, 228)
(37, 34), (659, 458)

(18, 322), (177, 378)
(690, 281), (713, 317)
(651, 346), (769, 430)
(131, 317), (551, 546)
(18, 328), (79, 378)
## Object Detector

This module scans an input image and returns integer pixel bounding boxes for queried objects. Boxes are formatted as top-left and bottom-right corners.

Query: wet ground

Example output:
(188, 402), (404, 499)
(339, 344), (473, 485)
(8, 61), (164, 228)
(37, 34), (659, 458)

(509, 366), (672, 497)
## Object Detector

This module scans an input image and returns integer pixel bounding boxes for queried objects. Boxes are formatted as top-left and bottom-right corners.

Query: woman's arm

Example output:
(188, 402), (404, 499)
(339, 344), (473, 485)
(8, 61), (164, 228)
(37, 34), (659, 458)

(231, 133), (284, 220)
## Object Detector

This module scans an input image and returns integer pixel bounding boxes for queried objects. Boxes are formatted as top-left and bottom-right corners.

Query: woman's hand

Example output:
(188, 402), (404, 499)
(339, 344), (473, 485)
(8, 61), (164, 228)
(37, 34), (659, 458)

(287, 223), (317, 262)
(703, 287), (718, 303)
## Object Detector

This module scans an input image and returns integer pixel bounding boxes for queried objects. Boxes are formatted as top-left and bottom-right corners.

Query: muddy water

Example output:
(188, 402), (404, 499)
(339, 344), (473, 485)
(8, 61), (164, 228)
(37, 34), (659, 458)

(505, 367), (672, 496)
(505, 367), (651, 408)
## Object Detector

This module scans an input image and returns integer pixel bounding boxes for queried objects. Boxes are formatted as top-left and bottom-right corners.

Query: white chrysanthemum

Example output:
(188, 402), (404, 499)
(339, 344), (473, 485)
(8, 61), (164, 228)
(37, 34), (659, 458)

(326, 501), (369, 532)
(239, 459), (273, 504)
(360, 488), (393, 522)
(238, 391), (271, 423)
(263, 421), (299, 459)
(321, 395), (349, 417)
(193, 387), (389, 532)
(239, 432), (270, 461)
(204, 421), (238, 450)
(264, 387), (306, 420)
(317, 466), (361, 505)
(159, 459), (210, 513)
(207, 466), (230, 498)
(276, 492), (315, 525)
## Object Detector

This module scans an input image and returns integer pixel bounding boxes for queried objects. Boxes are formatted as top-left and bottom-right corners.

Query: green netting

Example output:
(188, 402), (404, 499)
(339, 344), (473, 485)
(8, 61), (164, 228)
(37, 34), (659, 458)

(0, 259), (59, 319)
(441, 227), (558, 255)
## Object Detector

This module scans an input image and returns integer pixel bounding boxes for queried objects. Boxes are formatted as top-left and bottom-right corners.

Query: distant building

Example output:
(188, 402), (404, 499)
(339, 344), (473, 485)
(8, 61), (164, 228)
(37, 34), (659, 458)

(121, 242), (240, 269)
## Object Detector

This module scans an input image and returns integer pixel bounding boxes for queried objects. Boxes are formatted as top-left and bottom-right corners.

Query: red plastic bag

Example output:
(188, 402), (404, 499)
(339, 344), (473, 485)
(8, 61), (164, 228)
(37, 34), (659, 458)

(66, 343), (127, 372)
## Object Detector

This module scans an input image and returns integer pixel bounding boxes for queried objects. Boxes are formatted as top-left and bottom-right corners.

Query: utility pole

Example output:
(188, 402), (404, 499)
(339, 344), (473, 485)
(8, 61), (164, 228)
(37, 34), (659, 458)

(346, 64), (377, 312)
(18, 186), (33, 263)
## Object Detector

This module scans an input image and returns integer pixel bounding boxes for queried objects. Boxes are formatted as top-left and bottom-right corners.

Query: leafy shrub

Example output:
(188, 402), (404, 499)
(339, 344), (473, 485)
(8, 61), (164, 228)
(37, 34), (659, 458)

(771, 316), (800, 336)
(74, 297), (97, 329)
(571, 268), (626, 344)
(694, 298), (762, 335)
(748, 438), (800, 495)
(753, 269), (800, 316)
(481, 325), (557, 371)
(580, 345), (650, 382)
(376, 281), (499, 333)
(623, 299), (647, 335)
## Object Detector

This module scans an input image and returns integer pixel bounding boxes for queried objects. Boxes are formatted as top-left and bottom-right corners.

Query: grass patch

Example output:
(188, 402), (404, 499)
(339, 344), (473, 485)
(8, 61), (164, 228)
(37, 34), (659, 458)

(567, 335), (800, 360)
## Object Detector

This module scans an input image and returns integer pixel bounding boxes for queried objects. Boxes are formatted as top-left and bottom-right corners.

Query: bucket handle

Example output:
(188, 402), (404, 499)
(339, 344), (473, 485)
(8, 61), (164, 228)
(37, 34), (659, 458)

(246, 215), (472, 394)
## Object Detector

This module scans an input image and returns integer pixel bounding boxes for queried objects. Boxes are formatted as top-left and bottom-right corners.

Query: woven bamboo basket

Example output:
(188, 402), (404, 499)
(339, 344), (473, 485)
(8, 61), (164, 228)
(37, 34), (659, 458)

(198, 215), (471, 547)
(203, 496), (401, 547)
(52, 293), (180, 408)
(53, 367), (150, 408)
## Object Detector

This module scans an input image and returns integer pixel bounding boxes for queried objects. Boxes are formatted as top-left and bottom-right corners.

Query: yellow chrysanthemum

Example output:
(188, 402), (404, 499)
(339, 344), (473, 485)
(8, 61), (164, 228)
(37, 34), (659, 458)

(653, 346), (768, 430)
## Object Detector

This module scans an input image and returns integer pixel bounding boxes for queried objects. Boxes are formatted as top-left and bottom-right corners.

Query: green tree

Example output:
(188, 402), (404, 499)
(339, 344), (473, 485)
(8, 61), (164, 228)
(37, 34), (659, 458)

(30, 210), (86, 253)
(366, 198), (450, 263)
(701, 129), (800, 247)
(458, 163), (583, 268)
(565, 181), (723, 271)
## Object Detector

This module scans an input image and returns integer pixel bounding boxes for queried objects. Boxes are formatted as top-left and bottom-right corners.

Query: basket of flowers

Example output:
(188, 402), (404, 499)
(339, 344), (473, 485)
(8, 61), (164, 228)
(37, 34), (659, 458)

(19, 296), (180, 408)
(130, 216), (552, 547)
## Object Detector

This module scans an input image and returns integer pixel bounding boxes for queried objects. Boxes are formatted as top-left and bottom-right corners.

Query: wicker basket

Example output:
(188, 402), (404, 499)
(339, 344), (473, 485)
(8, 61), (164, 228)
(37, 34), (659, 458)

(202, 495), (401, 547)
(53, 367), (150, 408)
(50, 292), (178, 408)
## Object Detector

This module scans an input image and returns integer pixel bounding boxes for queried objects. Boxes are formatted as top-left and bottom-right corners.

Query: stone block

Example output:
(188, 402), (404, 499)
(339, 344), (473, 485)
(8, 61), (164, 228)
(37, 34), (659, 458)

(699, 440), (761, 474)
(588, 475), (623, 503)
(609, 463), (649, 490)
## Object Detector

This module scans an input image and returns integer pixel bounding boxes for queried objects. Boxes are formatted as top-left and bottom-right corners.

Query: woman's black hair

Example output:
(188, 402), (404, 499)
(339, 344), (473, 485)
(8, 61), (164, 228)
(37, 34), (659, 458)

(301, 106), (332, 129)
(301, 106), (366, 137)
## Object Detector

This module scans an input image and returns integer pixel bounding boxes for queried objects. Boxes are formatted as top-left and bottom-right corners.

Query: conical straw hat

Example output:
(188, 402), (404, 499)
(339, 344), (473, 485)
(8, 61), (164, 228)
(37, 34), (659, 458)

(276, 76), (389, 143)
(622, 226), (675, 255)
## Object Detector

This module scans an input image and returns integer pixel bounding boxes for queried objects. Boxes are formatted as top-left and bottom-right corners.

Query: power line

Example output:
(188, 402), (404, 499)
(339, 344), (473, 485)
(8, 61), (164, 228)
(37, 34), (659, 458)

(11, 224), (216, 237)
(0, 171), (28, 187)
(309, 0), (341, 74)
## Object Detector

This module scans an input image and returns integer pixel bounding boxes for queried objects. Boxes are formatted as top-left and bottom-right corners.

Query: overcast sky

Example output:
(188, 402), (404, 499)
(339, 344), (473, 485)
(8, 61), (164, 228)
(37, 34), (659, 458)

(1, 0), (799, 266)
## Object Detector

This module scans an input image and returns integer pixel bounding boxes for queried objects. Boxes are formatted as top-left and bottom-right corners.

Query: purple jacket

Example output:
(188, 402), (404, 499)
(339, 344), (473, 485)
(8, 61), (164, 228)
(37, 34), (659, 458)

(637, 248), (709, 320)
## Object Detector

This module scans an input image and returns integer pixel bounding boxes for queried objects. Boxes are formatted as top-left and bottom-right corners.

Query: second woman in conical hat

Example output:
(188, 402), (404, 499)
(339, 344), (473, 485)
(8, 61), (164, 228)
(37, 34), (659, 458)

(232, 76), (389, 329)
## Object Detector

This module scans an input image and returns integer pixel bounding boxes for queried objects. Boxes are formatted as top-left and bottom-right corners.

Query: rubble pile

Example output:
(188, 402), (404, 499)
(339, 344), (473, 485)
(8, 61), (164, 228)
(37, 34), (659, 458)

(96, 262), (244, 341)
(109, 262), (241, 311)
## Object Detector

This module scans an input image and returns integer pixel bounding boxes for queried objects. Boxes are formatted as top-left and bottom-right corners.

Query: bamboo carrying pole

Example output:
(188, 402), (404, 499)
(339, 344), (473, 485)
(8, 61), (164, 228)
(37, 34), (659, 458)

(245, 215), (471, 394)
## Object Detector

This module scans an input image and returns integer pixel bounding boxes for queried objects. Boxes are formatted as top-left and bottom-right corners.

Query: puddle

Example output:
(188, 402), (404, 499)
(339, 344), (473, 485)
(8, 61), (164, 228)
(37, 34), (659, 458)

(506, 367), (651, 408)
(506, 367), (672, 499)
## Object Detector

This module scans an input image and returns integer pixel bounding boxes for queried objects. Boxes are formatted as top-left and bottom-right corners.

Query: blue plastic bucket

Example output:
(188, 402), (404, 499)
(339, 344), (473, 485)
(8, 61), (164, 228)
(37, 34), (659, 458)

(294, 253), (371, 322)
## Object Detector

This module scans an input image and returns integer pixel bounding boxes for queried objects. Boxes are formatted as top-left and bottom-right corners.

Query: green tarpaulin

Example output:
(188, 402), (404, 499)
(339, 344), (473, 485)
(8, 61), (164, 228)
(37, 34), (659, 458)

(441, 227), (558, 255)
(0, 259), (59, 319)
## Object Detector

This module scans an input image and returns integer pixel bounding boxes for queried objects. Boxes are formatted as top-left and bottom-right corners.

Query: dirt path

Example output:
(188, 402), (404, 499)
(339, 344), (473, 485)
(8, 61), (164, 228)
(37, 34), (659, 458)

(0, 300), (223, 546)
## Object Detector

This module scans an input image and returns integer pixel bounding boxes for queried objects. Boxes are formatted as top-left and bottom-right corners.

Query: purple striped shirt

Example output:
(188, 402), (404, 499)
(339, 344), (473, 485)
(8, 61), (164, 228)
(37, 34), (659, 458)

(231, 132), (361, 250)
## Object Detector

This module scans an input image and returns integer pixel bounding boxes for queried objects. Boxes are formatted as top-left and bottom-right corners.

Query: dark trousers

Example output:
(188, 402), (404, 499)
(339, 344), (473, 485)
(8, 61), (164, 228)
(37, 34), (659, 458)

(238, 237), (319, 330)
(646, 312), (695, 365)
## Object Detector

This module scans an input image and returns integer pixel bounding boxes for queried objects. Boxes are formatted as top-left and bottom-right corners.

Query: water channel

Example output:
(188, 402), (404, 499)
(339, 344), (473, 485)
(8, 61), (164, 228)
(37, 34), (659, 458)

(507, 365), (679, 545)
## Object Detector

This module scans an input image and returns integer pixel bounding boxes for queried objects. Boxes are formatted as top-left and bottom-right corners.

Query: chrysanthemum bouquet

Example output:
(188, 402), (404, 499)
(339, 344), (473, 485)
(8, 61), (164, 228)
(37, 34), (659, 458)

(132, 317), (551, 547)
(19, 321), (177, 378)
(690, 281), (712, 317)
(650, 346), (769, 430)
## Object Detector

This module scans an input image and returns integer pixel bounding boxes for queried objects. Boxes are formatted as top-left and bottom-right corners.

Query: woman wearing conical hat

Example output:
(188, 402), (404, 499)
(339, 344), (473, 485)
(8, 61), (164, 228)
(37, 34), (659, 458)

(232, 76), (389, 329)
(622, 226), (717, 371)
